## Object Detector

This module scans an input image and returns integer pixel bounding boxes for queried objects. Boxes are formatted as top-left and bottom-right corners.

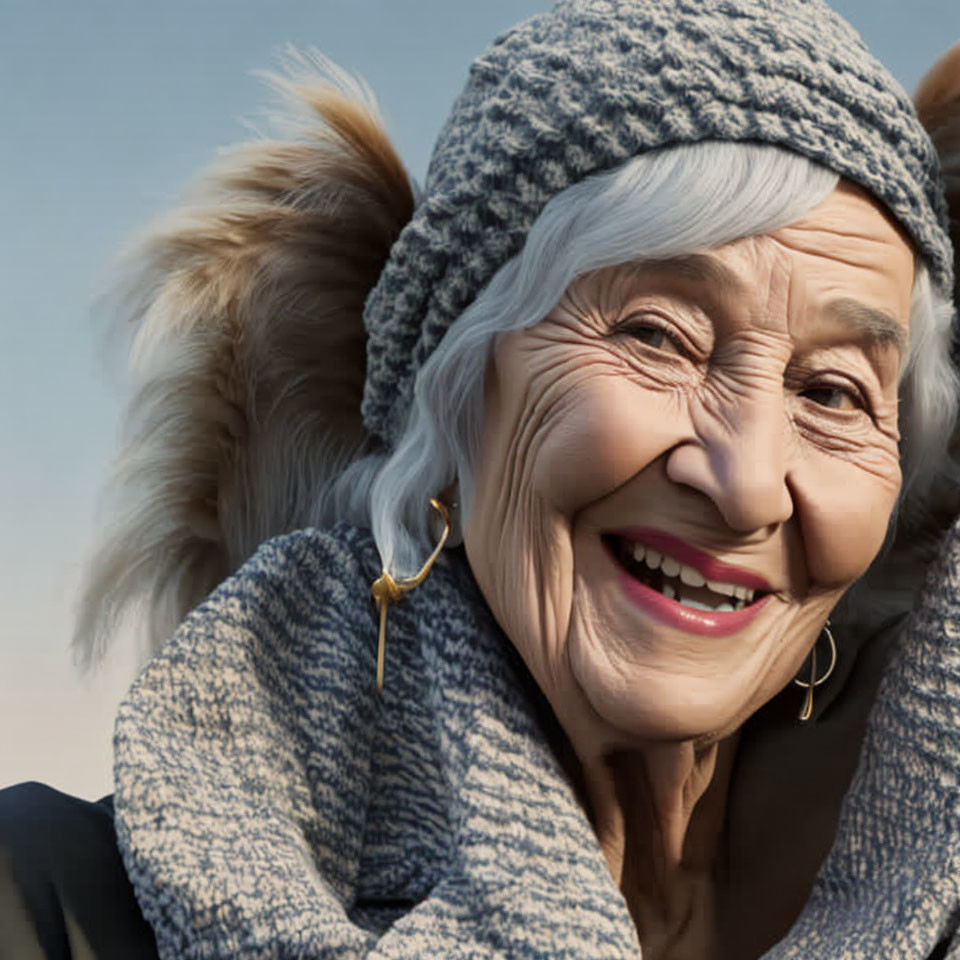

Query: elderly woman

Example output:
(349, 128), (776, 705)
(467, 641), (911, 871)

(4, 1), (960, 958)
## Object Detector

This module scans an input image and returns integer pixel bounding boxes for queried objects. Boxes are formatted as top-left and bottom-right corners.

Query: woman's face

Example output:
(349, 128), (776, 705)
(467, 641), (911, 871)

(464, 181), (914, 753)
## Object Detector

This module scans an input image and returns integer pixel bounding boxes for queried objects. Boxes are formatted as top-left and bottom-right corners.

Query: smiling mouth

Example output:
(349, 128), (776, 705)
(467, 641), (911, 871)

(602, 534), (770, 613)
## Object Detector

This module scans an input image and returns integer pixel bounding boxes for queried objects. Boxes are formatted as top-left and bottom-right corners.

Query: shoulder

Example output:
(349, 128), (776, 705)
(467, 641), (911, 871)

(119, 523), (385, 729)
(114, 524), (387, 807)
(113, 526), (392, 952)
(176, 522), (382, 641)
(231, 521), (381, 600)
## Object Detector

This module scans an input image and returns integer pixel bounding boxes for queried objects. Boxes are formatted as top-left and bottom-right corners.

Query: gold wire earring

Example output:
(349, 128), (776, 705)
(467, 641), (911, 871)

(370, 498), (451, 695)
(793, 621), (838, 722)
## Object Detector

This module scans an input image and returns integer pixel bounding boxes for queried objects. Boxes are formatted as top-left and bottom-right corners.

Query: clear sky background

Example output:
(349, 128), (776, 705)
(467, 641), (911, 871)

(2, 0), (959, 800)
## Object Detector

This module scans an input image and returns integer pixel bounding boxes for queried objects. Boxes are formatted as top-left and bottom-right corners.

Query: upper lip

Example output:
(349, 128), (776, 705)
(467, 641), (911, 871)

(608, 526), (773, 592)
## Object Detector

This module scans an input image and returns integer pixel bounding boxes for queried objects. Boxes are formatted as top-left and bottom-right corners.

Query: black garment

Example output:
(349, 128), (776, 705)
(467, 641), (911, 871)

(0, 782), (158, 960)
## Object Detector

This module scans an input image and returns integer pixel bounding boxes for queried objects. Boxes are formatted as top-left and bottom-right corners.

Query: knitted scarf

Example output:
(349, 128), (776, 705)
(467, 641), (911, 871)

(114, 523), (960, 958)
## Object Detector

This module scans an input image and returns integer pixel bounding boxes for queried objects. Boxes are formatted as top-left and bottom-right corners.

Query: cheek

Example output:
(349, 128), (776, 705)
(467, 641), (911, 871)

(791, 454), (901, 588)
(529, 374), (690, 512)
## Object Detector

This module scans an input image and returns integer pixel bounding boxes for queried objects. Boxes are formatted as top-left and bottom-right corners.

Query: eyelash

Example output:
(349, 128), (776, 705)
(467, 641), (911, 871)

(798, 377), (872, 416)
(613, 314), (686, 353)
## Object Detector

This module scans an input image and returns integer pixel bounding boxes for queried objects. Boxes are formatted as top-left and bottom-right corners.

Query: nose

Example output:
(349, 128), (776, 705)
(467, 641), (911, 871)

(665, 394), (794, 532)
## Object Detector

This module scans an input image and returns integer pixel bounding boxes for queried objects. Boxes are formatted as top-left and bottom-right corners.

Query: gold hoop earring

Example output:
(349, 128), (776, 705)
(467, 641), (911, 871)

(793, 621), (838, 723)
(370, 498), (451, 695)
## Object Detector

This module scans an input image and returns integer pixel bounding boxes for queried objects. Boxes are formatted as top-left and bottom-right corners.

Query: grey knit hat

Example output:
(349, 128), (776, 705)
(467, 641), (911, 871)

(362, 0), (954, 447)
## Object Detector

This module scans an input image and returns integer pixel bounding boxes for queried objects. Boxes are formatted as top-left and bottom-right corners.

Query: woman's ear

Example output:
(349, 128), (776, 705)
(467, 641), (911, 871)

(915, 39), (960, 305)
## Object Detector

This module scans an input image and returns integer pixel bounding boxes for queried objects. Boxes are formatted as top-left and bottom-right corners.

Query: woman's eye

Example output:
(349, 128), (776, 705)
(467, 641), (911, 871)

(801, 384), (864, 411)
(616, 317), (682, 353)
(630, 325), (669, 349)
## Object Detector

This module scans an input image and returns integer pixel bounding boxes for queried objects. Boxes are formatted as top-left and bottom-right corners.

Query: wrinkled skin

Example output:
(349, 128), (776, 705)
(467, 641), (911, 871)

(464, 182), (914, 958)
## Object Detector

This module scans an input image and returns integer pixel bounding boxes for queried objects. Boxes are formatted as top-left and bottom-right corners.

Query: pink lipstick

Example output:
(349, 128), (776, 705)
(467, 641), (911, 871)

(604, 527), (772, 637)
(616, 527), (772, 591)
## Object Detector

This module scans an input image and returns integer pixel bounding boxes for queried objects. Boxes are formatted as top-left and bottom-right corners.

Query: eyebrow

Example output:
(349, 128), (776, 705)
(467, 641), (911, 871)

(633, 253), (746, 301)
(822, 298), (908, 359)
(627, 255), (908, 359)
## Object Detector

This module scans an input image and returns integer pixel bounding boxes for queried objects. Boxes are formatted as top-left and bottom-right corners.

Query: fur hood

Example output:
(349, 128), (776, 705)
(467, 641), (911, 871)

(75, 57), (414, 663)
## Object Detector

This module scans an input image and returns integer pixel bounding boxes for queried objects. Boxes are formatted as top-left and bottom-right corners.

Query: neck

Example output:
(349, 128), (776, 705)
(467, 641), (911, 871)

(576, 735), (740, 959)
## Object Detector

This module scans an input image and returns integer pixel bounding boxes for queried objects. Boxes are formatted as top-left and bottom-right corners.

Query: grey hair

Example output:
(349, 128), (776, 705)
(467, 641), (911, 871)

(327, 141), (958, 620)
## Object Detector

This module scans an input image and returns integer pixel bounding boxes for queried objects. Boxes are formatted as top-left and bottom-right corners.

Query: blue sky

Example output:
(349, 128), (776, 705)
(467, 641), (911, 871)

(2, 0), (958, 798)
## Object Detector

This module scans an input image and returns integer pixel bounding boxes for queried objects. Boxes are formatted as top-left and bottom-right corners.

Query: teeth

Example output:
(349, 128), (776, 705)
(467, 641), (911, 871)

(679, 563), (705, 587)
(706, 578), (736, 598)
(619, 537), (761, 608)
(661, 556), (680, 578)
(678, 597), (713, 611)
(675, 594), (743, 613)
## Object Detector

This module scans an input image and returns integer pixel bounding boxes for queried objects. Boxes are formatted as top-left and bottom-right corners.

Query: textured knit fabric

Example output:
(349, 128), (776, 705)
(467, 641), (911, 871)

(113, 526), (641, 958)
(113, 522), (960, 958)
(361, 0), (954, 446)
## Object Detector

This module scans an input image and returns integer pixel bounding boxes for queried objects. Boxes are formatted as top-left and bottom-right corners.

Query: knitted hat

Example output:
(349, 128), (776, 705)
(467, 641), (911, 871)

(361, 0), (954, 447)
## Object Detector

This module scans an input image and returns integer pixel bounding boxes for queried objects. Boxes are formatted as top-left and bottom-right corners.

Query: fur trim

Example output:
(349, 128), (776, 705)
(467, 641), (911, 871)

(916, 39), (960, 304)
(75, 55), (414, 665)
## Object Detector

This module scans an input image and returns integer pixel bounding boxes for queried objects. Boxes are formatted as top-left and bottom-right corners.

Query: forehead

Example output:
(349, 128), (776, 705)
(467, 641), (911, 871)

(709, 182), (914, 337)
(588, 182), (915, 360)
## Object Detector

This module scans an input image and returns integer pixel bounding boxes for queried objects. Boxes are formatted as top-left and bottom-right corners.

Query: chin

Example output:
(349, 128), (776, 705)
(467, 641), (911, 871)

(569, 645), (770, 746)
